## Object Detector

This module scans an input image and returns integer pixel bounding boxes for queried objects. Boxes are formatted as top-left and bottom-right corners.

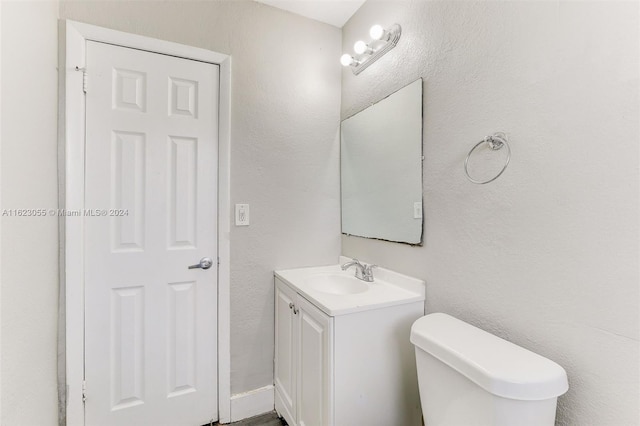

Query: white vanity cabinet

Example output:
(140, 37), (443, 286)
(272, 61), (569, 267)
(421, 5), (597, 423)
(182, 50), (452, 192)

(274, 269), (424, 426)
(275, 278), (333, 426)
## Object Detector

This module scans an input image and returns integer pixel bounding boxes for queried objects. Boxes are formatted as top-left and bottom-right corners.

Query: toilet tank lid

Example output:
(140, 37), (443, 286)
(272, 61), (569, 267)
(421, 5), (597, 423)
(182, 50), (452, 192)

(410, 313), (568, 401)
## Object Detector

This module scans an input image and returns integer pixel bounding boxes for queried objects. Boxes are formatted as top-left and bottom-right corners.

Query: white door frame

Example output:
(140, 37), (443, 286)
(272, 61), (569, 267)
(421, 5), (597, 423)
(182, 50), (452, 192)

(59, 19), (232, 425)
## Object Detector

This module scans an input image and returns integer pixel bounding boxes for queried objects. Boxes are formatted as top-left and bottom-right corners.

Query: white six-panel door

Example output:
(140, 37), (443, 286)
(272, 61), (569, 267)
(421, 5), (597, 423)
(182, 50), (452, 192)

(84, 40), (219, 426)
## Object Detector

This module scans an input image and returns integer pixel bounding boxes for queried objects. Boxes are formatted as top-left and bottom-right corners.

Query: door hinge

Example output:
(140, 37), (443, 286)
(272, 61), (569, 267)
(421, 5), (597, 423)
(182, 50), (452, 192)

(217, 256), (220, 266)
(75, 66), (87, 93)
(82, 380), (87, 403)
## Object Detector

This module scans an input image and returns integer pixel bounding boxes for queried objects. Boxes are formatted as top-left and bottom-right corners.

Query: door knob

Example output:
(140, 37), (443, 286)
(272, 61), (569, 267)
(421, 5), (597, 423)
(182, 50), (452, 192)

(188, 257), (213, 270)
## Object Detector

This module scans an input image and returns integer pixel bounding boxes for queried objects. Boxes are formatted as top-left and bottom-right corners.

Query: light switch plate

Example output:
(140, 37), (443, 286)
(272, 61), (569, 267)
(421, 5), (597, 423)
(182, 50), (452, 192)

(413, 202), (423, 219)
(235, 204), (250, 226)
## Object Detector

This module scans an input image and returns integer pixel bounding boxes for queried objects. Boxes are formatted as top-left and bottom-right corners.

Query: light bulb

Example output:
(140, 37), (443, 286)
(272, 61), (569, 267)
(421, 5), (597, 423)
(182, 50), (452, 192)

(353, 40), (370, 55)
(340, 54), (354, 67)
(369, 24), (386, 40)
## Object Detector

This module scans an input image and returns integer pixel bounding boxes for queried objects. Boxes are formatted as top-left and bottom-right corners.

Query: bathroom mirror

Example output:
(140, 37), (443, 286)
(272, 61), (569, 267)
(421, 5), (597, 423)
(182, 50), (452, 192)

(341, 79), (423, 245)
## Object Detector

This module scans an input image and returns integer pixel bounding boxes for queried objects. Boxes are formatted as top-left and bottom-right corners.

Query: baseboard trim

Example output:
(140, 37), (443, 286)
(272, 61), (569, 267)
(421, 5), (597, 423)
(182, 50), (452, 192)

(230, 385), (275, 422)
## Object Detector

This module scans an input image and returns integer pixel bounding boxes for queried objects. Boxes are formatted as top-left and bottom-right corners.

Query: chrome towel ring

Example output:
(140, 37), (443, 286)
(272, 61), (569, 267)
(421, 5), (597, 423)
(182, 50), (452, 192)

(464, 132), (511, 184)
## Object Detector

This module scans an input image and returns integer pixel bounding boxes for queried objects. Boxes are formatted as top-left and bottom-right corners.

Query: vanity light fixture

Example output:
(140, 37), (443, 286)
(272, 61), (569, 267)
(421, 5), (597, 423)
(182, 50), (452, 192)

(341, 23), (402, 75)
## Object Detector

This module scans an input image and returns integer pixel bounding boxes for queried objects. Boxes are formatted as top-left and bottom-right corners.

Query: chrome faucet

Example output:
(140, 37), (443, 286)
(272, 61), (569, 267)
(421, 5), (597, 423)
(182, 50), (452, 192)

(341, 258), (377, 282)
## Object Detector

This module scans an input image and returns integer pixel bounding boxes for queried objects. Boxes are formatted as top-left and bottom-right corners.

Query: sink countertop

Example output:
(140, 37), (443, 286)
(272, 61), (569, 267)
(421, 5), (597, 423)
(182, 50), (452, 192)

(275, 257), (425, 316)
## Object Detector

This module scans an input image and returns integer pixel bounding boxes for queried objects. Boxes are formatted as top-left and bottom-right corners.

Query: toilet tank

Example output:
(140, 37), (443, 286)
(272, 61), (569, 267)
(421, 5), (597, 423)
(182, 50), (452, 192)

(410, 313), (568, 426)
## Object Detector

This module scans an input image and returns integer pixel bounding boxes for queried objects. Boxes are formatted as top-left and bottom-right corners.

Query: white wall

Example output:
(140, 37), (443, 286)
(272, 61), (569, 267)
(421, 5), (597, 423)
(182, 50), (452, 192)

(341, 1), (639, 425)
(0, 1), (60, 425)
(59, 0), (342, 399)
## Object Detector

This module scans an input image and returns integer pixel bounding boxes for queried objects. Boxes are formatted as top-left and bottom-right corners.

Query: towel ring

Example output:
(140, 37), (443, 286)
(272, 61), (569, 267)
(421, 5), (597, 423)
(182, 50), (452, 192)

(464, 132), (511, 184)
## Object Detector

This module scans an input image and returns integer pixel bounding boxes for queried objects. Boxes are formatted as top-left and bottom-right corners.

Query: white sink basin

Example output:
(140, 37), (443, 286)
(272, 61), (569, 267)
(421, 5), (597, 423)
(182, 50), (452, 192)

(306, 274), (369, 295)
(276, 258), (425, 316)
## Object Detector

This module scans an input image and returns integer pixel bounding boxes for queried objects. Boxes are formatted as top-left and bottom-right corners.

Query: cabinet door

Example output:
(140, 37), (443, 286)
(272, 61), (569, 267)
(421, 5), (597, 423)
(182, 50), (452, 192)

(275, 279), (298, 425)
(297, 296), (334, 426)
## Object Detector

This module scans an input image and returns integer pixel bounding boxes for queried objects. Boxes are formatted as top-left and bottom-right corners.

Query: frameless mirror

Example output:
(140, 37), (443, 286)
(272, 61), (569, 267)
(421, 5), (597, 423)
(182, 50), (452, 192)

(341, 78), (423, 245)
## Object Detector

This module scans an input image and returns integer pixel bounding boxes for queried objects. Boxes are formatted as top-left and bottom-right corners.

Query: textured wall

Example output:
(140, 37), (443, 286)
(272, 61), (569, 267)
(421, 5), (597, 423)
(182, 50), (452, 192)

(59, 0), (342, 396)
(1, 1), (60, 425)
(341, 1), (639, 425)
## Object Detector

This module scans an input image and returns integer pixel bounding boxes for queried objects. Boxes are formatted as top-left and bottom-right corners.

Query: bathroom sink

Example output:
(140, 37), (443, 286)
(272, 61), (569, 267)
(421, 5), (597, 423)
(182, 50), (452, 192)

(306, 274), (369, 295)
(275, 258), (425, 315)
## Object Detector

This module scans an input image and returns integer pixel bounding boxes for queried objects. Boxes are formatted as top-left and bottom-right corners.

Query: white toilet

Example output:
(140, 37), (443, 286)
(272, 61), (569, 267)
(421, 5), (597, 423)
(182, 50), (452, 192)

(410, 313), (568, 426)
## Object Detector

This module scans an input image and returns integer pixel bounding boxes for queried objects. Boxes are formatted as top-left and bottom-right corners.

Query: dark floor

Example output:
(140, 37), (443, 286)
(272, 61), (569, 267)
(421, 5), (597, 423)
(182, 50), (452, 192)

(219, 411), (285, 426)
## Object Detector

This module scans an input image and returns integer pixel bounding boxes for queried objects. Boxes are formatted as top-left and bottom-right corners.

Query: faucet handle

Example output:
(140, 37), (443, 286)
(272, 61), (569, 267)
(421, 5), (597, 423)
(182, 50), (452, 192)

(362, 264), (377, 282)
